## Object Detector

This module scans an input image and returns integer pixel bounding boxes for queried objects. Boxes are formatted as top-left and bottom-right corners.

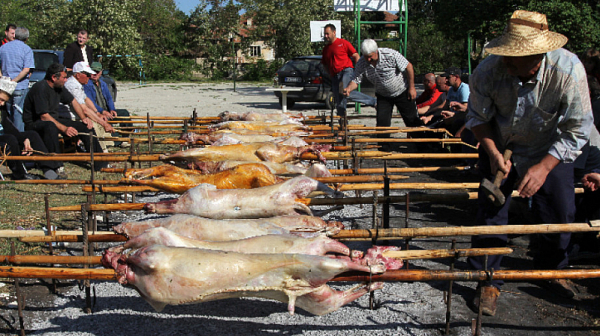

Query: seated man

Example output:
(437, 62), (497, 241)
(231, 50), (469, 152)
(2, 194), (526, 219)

(416, 73), (443, 115)
(63, 61), (114, 152)
(0, 76), (62, 179)
(420, 75), (449, 125)
(438, 67), (470, 135)
(84, 61), (130, 147)
(22, 63), (109, 171)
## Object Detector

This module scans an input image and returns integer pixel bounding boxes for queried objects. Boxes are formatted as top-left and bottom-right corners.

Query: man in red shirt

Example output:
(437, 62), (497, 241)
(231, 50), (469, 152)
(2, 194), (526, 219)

(416, 73), (442, 115)
(1, 24), (16, 46)
(321, 24), (375, 117)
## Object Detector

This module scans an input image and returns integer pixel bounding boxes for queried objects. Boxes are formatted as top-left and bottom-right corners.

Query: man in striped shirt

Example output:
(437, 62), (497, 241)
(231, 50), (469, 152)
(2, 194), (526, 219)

(344, 39), (422, 150)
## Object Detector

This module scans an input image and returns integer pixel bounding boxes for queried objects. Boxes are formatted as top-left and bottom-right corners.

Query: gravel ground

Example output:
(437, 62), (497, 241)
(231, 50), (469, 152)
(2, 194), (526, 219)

(2, 82), (600, 335)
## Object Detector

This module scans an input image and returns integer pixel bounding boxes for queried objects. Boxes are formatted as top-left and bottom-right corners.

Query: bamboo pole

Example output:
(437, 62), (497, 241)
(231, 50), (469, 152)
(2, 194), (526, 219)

(83, 182), (481, 194)
(381, 153), (479, 160)
(48, 188), (585, 211)
(382, 247), (513, 260)
(0, 248), (511, 266)
(331, 222), (600, 240)
(0, 230), (116, 238)
(332, 269), (600, 282)
(17, 221), (598, 244)
(329, 166), (471, 175)
(1, 266), (599, 283)
(20, 234), (127, 243)
(1, 255), (102, 265)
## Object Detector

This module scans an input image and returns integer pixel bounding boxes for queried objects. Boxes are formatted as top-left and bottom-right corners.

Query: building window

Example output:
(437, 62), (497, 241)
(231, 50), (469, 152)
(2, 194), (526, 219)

(250, 46), (261, 57)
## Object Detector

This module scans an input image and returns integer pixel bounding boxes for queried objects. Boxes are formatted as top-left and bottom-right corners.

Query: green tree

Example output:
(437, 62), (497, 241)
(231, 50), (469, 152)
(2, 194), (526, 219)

(184, 0), (242, 79)
(136, 0), (187, 56)
(526, 0), (600, 53)
(0, 0), (71, 49)
(68, 0), (143, 77)
(239, 0), (344, 61)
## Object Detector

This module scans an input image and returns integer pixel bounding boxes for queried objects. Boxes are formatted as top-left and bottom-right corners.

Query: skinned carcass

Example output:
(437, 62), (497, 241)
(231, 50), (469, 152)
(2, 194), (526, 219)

(111, 228), (351, 257)
(123, 163), (282, 194)
(192, 161), (332, 178)
(114, 214), (344, 239)
(209, 121), (310, 133)
(144, 176), (342, 219)
(219, 111), (304, 122)
(179, 132), (276, 146)
(161, 142), (330, 164)
(101, 244), (401, 315)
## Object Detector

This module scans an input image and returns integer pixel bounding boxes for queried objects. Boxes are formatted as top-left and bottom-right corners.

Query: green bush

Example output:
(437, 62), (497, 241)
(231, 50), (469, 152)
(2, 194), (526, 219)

(111, 55), (199, 81)
(242, 59), (284, 81)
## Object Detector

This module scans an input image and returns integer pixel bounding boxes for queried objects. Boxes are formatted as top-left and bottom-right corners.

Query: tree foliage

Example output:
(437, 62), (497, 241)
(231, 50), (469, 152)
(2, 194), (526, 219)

(1, 0), (599, 80)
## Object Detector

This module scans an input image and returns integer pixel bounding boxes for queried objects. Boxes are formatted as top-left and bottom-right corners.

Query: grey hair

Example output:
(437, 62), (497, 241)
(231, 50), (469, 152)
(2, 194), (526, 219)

(15, 27), (29, 41)
(361, 39), (378, 56)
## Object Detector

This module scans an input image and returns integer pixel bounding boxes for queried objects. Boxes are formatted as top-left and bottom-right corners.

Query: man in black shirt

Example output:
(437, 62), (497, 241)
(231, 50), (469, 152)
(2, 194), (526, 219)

(23, 63), (108, 170)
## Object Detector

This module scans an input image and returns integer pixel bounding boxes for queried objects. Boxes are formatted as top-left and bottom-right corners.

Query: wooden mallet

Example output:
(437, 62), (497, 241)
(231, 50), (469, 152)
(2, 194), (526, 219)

(481, 148), (513, 206)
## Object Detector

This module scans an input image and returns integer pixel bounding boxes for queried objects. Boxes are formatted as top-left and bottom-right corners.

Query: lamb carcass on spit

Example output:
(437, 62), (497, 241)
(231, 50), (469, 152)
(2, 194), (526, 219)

(179, 133), (308, 147)
(161, 142), (331, 164)
(123, 163), (282, 194)
(219, 111), (304, 122)
(101, 244), (402, 315)
(111, 228), (350, 257)
(114, 214), (344, 240)
(144, 176), (342, 219)
(191, 161), (332, 178)
(210, 121), (310, 133)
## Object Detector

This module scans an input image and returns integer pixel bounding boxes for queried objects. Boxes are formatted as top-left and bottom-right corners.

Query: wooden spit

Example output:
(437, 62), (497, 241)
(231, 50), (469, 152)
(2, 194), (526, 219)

(0, 248), (513, 265)
(45, 189), (584, 212)
(1, 267), (599, 283)
(12, 222), (598, 243)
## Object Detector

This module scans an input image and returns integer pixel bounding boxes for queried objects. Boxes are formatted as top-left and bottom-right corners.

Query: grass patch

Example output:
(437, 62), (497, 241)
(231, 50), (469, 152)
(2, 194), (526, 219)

(0, 139), (179, 257)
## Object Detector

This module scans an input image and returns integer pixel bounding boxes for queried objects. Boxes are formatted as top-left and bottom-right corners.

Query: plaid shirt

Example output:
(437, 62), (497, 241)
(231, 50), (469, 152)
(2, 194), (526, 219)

(352, 48), (409, 98)
(466, 48), (593, 175)
(0, 40), (34, 90)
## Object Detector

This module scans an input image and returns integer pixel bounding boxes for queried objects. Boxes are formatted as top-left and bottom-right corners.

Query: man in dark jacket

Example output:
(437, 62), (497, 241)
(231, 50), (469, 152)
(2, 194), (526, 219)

(63, 30), (94, 71)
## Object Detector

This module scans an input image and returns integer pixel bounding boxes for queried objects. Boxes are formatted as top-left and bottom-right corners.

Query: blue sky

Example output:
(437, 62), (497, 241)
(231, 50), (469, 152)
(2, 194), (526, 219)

(176, 0), (200, 14)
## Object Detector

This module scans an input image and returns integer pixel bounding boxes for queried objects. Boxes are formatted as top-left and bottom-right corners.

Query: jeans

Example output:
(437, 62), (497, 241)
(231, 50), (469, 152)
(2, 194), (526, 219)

(6, 89), (28, 132)
(332, 68), (376, 116)
(468, 148), (575, 288)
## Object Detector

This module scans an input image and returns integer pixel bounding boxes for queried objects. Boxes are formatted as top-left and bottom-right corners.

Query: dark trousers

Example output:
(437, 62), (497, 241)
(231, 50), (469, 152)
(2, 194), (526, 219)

(468, 148), (575, 288)
(376, 91), (422, 138)
(26, 118), (106, 170)
(0, 131), (60, 178)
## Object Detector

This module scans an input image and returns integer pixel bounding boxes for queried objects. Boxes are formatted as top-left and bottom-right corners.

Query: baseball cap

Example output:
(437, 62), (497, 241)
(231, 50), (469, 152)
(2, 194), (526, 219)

(72, 62), (96, 75)
(442, 67), (461, 77)
(90, 62), (103, 72)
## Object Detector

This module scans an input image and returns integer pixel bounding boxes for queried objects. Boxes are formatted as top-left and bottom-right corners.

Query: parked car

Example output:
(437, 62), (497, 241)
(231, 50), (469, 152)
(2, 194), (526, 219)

(30, 49), (118, 101)
(273, 55), (375, 110)
(273, 56), (334, 109)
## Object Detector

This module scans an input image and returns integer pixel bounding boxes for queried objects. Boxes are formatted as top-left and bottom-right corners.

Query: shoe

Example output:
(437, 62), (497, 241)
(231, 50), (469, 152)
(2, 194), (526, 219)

(473, 286), (500, 316)
(534, 279), (576, 299)
(120, 142), (130, 148)
(56, 167), (68, 180)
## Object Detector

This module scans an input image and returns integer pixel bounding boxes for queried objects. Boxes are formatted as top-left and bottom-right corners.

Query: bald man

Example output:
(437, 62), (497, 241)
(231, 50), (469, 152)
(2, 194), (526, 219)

(416, 73), (443, 115)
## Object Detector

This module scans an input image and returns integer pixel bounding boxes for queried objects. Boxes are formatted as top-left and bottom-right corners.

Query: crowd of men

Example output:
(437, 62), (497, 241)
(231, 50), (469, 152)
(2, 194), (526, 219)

(0, 27), (127, 180)
(1, 10), (600, 319)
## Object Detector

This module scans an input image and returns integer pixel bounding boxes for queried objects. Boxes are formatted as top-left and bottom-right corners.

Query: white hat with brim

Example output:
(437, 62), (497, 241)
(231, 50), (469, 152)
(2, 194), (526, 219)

(0, 76), (17, 96)
(485, 10), (568, 57)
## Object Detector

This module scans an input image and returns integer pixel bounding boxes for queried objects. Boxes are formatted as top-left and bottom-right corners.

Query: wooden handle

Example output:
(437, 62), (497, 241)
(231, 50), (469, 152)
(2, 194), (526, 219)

(492, 148), (513, 186)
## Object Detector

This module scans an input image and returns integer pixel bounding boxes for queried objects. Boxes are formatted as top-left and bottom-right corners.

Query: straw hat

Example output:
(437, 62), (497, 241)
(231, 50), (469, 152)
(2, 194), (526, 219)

(485, 10), (568, 57)
(0, 76), (17, 96)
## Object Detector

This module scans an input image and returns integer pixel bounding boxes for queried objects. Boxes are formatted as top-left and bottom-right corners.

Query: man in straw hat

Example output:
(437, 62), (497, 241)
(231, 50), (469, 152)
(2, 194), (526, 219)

(465, 10), (593, 316)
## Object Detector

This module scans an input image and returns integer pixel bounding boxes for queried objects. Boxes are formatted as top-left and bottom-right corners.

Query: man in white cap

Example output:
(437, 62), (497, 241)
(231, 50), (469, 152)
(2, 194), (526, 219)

(465, 10), (593, 316)
(64, 61), (114, 151)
